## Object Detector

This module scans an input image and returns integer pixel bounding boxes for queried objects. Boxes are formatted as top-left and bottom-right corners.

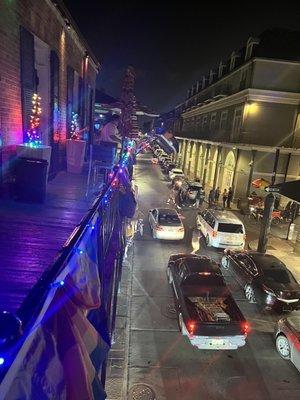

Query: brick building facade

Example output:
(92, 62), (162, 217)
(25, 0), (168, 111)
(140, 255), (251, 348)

(0, 0), (99, 176)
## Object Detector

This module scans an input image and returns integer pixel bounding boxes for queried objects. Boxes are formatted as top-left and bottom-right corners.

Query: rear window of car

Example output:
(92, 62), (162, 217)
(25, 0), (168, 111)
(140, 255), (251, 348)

(158, 214), (181, 226)
(218, 223), (244, 233)
(263, 268), (296, 284)
(172, 169), (183, 174)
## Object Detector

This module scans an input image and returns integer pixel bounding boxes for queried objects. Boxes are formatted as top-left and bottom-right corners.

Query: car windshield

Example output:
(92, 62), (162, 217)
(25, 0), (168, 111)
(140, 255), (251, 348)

(218, 223), (244, 233)
(263, 268), (296, 284)
(158, 213), (181, 226)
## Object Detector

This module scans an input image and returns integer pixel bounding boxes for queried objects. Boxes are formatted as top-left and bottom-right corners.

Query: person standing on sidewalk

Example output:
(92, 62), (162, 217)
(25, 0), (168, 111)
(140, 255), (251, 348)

(227, 187), (233, 208)
(208, 188), (215, 208)
(222, 189), (228, 209)
(215, 187), (220, 203)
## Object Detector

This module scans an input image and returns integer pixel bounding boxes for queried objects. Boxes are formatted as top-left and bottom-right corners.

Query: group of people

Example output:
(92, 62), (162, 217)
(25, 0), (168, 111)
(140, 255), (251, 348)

(208, 186), (233, 209)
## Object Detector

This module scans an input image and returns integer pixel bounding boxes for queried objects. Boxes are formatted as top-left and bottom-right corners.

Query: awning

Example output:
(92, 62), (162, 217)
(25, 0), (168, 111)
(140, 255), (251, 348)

(270, 180), (300, 203)
(252, 178), (270, 189)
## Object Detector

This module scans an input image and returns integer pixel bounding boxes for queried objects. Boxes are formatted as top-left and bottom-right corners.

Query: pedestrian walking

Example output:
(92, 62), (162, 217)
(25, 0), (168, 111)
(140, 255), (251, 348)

(222, 189), (228, 209)
(208, 188), (215, 208)
(227, 187), (233, 208)
(215, 187), (220, 203)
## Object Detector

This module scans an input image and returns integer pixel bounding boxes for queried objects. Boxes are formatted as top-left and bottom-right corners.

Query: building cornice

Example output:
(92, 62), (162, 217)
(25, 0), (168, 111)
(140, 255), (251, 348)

(182, 89), (300, 117)
(175, 136), (300, 155)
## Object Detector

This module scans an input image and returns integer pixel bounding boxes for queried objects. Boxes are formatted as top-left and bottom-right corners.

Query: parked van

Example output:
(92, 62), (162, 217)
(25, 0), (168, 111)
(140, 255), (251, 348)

(196, 209), (246, 250)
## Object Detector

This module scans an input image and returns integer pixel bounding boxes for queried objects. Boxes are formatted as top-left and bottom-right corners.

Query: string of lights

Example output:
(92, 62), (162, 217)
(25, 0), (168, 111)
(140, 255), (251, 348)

(26, 93), (42, 147)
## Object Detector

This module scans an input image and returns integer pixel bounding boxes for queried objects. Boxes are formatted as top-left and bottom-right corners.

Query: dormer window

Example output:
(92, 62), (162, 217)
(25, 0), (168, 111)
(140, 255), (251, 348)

(209, 70), (216, 85)
(245, 37), (260, 61)
(201, 76), (207, 89)
(229, 51), (240, 71)
(218, 61), (226, 78)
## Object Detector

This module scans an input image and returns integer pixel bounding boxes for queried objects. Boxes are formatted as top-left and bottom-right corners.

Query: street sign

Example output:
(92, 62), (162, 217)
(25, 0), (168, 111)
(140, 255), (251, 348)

(265, 186), (280, 193)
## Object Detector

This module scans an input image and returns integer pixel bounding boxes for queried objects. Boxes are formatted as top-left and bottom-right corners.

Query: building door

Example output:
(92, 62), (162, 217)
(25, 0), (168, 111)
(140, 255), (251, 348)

(49, 50), (60, 179)
(20, 26), (36, 142)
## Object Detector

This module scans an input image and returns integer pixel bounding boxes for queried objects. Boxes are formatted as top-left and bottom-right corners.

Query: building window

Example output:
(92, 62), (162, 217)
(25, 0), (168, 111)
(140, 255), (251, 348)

(219, 111), (228, 131)
(245, 37), (260, 61)
(210, 113), (216, 131)
(202, 115), (208, 130)
(231, 107), (243, 140)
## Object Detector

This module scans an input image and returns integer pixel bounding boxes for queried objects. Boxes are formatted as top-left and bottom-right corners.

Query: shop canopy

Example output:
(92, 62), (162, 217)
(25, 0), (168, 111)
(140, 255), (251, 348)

(252, 178), (270, 189)
(267, 180), (300, 203)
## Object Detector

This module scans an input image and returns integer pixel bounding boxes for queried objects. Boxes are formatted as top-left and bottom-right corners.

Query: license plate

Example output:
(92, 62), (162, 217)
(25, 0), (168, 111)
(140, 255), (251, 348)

(211, 339), (225, 346)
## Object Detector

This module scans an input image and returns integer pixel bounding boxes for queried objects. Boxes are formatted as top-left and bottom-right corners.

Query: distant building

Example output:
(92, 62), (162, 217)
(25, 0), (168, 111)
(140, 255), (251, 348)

(0, 0), (99, 177)
(171, 29), (300, 200)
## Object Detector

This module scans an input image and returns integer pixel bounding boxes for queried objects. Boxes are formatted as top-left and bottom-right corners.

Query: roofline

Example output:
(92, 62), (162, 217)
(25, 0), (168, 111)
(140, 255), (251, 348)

(50, 0), (100, 70)
(175, 57), (300, 109)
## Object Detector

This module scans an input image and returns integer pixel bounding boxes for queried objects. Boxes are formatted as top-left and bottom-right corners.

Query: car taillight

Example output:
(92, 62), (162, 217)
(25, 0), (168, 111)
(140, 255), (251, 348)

(241, 321), (250, 335)
(212, 230), (218, 237)
(155, 224), (163, 231)
(187, 320), (196, 335)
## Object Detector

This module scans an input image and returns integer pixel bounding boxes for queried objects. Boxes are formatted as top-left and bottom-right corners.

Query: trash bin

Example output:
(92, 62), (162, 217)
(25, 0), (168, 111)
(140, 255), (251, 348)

(14, 157), (48, 203)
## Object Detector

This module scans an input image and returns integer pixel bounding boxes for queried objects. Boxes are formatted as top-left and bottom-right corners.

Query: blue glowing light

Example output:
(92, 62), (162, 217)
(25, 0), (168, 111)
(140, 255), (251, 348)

(78, 249), (84, 255)
(0, 357), (4, 366)
(91, 226), (95, 230)
(59, 280), (65, 286)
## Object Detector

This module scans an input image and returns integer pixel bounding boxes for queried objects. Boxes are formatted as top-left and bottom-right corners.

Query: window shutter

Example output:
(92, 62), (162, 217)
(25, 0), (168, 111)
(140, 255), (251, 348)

(78, 76), (84, 127)
(66, 66), (74, 138)
(49, 50), (59, 178)
(20, 26), (36, 141)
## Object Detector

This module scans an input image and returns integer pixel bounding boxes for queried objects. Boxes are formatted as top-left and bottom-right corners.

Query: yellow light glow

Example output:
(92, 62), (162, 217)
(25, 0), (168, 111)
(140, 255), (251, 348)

(246, 102), (259, 115)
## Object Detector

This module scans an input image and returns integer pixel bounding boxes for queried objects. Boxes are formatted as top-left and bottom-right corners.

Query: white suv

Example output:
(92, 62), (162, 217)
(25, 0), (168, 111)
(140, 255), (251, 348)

(169, 168), (185, 180)
(197, 209), (246, 250)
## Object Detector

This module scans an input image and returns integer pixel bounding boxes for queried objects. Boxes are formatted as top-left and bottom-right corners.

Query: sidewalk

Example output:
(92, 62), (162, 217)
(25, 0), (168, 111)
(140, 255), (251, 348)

(249, 235), (300, 283)
(105, 249), (132, 400)
(0, 170), (93, 314)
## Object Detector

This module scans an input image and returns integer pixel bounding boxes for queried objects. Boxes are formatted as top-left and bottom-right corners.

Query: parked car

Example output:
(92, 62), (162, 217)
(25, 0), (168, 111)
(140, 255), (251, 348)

(148, 208), (184, 240)
(179, 181), (205, 208)
(221, 251), (300, 312)
(167, 254), (249, 350)
(169, 168), (185, 181)
(274, 313), (300, 371)
(197, 209), (246, 250)
(162, 162), (176, 174)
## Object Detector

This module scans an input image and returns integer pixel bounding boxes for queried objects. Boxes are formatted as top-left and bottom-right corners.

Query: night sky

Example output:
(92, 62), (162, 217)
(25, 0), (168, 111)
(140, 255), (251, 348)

(63, 1), (299, 113)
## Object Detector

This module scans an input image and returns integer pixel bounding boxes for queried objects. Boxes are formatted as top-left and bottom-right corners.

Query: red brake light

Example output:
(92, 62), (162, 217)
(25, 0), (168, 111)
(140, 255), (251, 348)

(242, 321), (250, 335)
(198, 272), (211, 276)
(187, 320), (196, 334)
(155, 224), (163, 231)
(212, 230), (218, 238)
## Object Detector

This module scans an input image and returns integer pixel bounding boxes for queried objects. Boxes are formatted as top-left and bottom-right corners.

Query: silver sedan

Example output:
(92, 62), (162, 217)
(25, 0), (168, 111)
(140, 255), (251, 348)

(274, 314), (300, 372)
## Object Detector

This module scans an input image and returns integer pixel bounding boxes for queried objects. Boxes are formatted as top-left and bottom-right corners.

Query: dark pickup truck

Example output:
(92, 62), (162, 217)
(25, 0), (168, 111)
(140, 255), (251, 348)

(167, 254), (249, 350)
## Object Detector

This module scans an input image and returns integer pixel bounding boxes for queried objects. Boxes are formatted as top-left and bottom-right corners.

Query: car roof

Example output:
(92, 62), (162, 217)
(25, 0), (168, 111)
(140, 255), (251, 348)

(207, 209), (243, 224)
(183, 256), (221, 274)
(247, 252), (286, 271)
(157, 208), (178, 216)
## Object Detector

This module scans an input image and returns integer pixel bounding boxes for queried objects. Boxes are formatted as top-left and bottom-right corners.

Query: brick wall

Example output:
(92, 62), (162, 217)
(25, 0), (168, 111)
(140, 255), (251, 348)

(0, 0), (98, 152)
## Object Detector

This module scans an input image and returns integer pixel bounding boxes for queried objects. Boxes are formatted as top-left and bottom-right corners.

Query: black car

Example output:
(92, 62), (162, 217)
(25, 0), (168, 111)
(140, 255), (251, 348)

(167, 254), (248, 350)
(221, 251), (300, 312)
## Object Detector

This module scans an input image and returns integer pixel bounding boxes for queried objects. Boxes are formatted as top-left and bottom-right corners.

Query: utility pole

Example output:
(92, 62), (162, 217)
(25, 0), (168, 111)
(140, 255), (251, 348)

(257, 193), (275, 253)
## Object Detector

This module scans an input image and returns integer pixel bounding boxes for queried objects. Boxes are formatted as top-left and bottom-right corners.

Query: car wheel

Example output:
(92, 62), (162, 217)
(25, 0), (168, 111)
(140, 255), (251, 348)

(221, 256), (229, 269)
(276, 334), (291, 360)
(167, 268), (172, 284)
(244, 284), (256, 303)
(205, 235), (211, 247)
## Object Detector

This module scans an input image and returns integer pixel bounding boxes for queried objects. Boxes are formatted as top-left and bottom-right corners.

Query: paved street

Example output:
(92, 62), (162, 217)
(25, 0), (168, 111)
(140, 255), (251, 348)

(125, 155), (300, 400)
